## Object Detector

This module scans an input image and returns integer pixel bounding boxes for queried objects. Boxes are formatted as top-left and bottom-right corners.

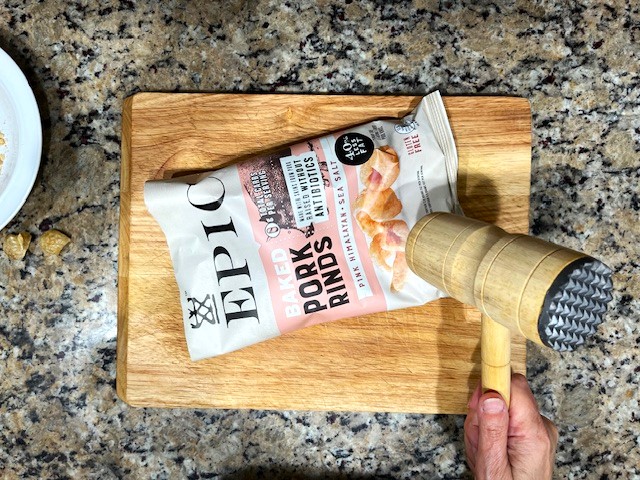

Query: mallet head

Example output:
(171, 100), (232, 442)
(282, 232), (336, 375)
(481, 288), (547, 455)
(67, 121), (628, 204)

(406, 212), (613, 351)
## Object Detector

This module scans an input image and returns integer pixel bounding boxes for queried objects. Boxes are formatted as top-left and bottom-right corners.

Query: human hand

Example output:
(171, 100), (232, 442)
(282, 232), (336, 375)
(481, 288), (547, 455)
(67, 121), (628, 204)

(464, 373), (559, 479)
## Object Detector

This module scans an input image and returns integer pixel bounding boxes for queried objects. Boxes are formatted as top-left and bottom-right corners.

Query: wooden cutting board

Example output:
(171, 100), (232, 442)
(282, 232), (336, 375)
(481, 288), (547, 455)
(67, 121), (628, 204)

(118, 93), (531, 413)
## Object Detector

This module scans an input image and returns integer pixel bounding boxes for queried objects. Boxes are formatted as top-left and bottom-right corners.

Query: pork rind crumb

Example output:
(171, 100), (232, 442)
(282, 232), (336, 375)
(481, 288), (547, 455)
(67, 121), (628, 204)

(0, 131), (5, 173)
(40, 229), (71, 256)
(3, 232), (32, 260)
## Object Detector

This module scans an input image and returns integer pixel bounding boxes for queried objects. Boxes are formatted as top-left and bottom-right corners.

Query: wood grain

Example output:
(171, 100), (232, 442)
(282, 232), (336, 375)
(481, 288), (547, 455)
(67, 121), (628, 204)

(118, 93), (531, 413)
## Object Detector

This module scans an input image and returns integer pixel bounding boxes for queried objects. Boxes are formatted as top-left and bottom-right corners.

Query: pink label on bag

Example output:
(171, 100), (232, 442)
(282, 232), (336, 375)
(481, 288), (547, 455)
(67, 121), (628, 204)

(237, 138), (386, 334)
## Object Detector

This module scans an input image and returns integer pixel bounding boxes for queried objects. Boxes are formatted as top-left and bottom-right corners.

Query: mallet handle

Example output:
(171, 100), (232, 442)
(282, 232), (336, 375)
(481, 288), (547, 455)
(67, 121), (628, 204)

(481, 314), (511, 406)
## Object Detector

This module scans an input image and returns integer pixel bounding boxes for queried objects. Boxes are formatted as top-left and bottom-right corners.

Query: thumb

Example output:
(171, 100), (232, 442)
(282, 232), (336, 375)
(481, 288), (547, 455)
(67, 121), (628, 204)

(476, 393), (512, 480)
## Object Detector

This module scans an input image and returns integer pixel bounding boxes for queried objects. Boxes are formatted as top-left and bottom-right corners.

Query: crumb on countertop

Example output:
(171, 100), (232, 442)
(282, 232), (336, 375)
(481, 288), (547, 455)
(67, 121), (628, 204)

(40, 229), (71, 256)
(3, 232), (31, 260)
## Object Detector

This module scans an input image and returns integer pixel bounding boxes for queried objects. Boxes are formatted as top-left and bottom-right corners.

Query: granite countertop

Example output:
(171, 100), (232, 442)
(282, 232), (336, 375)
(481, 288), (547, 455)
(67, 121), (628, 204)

(1, 1), (638, 478)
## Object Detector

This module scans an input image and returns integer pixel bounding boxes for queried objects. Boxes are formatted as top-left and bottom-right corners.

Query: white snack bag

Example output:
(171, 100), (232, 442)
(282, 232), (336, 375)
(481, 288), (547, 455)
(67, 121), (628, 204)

(145, 91), (460, 360)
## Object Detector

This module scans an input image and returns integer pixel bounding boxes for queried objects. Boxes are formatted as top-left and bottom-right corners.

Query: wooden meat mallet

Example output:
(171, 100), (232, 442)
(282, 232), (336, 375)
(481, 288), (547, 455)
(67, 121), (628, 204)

(405, 212), (613, 406)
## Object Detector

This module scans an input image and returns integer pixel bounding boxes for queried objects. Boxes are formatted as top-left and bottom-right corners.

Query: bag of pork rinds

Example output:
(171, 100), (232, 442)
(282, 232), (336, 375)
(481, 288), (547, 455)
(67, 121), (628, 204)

(144, 90), (461, 361)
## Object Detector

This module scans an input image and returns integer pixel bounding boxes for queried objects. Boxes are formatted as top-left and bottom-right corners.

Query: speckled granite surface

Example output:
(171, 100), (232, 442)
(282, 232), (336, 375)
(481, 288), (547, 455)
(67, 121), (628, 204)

(0, 1), (638, 478)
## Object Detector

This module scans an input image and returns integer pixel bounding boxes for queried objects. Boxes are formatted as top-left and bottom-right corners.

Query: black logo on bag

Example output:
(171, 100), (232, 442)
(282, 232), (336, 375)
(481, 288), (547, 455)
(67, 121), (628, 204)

(187, 294), (220, 328)
(186, 174), (260, 327)
(334, 133), (375, 166)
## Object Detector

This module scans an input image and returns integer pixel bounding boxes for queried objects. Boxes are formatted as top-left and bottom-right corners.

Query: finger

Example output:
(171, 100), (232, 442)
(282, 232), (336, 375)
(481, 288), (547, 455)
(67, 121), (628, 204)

(507, 375), (558, 478)
(464, 381), (482, 457)
(508, 373), (547, 436)
(465, 409), (479, 444)
(476, 392), (512, 480)
(464, 426), (478, 474)
(542, 416), (559, 475)
(542, 415), (559, 452)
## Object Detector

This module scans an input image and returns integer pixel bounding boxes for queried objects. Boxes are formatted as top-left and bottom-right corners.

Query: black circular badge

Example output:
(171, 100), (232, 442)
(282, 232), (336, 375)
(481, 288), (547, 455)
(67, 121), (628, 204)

(334, 133), (375, 166)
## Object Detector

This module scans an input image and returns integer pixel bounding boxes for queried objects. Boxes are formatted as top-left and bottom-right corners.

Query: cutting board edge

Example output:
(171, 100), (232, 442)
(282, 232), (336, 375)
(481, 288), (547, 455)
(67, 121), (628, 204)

(119, 396), (473, 415)
(118, 350), (527, 412)
(117, 95), (134, 403)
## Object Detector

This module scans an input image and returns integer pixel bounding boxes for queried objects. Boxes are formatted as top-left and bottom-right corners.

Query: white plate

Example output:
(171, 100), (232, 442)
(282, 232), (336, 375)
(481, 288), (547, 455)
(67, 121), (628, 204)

(0, 47), (42, 231)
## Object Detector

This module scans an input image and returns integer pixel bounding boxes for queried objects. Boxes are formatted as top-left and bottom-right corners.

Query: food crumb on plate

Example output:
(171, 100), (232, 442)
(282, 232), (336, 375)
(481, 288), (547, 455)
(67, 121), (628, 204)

(0, 131), (5, 172)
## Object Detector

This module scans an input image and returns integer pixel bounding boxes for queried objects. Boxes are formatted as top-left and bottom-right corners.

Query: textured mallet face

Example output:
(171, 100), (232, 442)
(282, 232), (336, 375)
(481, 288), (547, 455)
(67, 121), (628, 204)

(538, 259), (613, 351)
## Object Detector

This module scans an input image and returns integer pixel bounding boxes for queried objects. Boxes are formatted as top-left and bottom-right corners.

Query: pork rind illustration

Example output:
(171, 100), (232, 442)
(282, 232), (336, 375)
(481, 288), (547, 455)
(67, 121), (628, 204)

(353, 186), (402, 221)
(144, 91), (460, 361)
(354, 146), (410, 292)
(40, 229), (71, 256)
(3, 232), (31, 260)
(359, 145), (400, 191)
